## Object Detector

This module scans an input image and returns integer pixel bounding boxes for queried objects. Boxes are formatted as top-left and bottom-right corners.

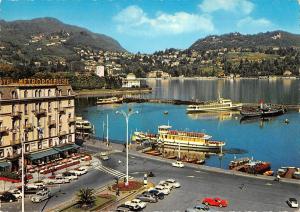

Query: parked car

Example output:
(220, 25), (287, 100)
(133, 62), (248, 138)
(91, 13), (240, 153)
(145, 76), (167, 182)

(186, 205), (210, 212)
(172, 161), (184, 168)
(31, 190), (51, 203)
(26, 182), (45, 190)
(77, 166), (89, 173)
(125, 198), (147, 209)
(158, 181), (173, 190)
(116, 204), (141, 211)
(154, 185), (170, 195)
(9, 189), (22, 199)
(136, 193), (158, 203)
(202, 197), (228, 208)
(0, 192), (17, 202)
(100, 152), (110, 161)
(146, 190), (164, 200)
(69, 169), (86, 176)
(287, 198), (299, 208)
(166, 179), (181, 188)
(61, 172), (78, 180)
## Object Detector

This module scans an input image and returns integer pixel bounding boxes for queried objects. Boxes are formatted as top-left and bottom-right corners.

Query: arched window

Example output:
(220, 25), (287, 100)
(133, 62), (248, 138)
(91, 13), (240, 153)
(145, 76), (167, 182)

(67, 89), (71, 96)
(0, 92), (2, 99)
(24, 90), (28, 98)
(35, 90), (39, 98)
(11, 91), (17, 99)
(48, 89), (51, 97)
(39, 90), (42, 97)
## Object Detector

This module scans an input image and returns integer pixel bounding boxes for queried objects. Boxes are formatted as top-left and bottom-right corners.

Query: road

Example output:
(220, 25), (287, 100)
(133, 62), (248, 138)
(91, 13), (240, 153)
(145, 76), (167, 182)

(1, 144), (300, 211)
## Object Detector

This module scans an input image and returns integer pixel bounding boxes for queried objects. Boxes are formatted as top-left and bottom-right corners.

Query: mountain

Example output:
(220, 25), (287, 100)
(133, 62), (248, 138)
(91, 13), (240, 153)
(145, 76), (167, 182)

(0, 17), (126, 56)
(189, 31), (300, 51)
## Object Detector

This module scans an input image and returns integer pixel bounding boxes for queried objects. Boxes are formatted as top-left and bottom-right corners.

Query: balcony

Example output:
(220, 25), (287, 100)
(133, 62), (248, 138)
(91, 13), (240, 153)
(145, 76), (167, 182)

(7, 152), (20, 159)
(0, 127), (9, 134)
(57, 107), (66, 114)
(68, 118), (76, 124)
(48, 120), (56, 128)
(58, 131), (67, 137)
(23, 123), (34, 132)
(33, 109), (47, 117)
(10, 111), (22, 119)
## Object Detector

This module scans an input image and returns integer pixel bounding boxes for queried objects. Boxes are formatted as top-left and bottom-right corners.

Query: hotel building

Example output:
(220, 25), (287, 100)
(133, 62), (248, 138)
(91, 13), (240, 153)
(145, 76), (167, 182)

(0, 81), (76, 171)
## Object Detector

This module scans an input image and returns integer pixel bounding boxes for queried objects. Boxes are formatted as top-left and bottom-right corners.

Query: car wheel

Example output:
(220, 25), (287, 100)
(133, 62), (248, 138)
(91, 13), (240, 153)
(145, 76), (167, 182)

(219, 204), (223, 208)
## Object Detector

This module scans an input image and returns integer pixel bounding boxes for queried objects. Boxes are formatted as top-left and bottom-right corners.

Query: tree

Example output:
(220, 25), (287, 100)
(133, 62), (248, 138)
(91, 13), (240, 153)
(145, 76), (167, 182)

(77, 188), (96, 209)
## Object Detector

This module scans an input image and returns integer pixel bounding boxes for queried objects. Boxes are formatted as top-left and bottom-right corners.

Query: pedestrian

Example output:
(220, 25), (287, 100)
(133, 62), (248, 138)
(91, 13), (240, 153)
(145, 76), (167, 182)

(239, 183), (244, 190)
(116, 188), (120, 196)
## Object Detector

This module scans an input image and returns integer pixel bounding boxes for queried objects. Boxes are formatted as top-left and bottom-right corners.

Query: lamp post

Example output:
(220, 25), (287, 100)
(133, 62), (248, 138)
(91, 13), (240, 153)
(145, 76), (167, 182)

(116, 109), (138, 186)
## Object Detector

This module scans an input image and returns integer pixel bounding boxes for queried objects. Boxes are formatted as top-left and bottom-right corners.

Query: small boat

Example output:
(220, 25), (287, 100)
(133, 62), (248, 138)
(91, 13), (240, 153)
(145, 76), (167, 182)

(263, 170), (274, 176)
(229, 157), (251, 170)
(196, 159), (205, 165)
(284, 119), (289, 124)
(96, 96), (123, 104)
(240, 102), (286, 118)
(163, 111), (169, 115)
(293, 169), (300, 179)
(167, 155), (177, 159)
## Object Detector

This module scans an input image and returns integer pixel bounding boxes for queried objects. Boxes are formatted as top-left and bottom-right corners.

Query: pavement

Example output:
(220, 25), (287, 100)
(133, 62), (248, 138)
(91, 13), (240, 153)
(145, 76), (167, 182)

(1, 140), (300, 211)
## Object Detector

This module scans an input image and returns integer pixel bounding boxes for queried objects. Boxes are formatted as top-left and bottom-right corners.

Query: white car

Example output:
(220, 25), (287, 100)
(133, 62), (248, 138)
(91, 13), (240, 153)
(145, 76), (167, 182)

(9, 189), (22, 199)
(31, 190), (51, 203)
(43, 176), (70, 184)
(287, 198), (299, 208)
(158, 181), (173, 190)
(69, 169), (86, 176)
(154, 185), (170, 195)
(26, 182), (45, 190)
(125, 199), (147, 209)
(100, 152), (110, 161)
(166, 179), (181, 188)
(60, 173), (78, 181)
(172, 161), (184, 168)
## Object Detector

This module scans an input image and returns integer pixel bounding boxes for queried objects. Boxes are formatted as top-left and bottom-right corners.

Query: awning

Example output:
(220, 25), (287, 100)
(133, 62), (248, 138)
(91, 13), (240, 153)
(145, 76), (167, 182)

(0, 161), (11, 168)
(28, 148), (59, 161)
(53, 144), (80, 152)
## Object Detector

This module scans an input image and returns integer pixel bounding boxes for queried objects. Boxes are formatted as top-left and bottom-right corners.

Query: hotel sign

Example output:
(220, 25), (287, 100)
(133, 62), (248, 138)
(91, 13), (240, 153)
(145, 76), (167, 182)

(0, 78), (69, 85)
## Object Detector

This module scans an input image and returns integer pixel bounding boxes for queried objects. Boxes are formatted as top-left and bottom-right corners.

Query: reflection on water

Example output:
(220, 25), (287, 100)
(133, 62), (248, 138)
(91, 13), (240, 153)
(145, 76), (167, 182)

(143, 78), (300, 104)
(188, 111), (240, 121)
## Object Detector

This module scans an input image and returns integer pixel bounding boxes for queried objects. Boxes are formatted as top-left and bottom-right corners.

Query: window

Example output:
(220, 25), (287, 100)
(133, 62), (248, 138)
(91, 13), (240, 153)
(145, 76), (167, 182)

(68, 100), (71, 106)
(11, 91), (17, 99)
(68, 135), (72, 143)
(0, 92), (2, 99)
(39, 90), (42, 97)
(38, 141), (42, 149)
(49, 139), (53, 147)
(25, 144), (30, 152)
(24, 90), (28, 98)
(0, 149), (3, 158)
(24, 104), (28, 115)
(48, 89), (51, 97)
(67, 89), (71, 96)
(35, 90), (39, 98)
(48, 102), (51, 112)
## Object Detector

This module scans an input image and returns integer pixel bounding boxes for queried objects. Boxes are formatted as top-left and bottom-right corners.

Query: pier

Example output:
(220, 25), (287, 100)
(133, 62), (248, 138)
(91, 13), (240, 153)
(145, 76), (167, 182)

(123, 97), (300, 111)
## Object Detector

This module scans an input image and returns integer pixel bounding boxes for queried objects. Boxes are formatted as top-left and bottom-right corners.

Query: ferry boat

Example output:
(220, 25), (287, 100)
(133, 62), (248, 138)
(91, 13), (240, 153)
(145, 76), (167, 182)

(187, 97), (242, 113)
(75, 117), (94, 137)
(131, 131), (157, 143)
(157, 125), (225, 152)
(96, 96), (123, 105)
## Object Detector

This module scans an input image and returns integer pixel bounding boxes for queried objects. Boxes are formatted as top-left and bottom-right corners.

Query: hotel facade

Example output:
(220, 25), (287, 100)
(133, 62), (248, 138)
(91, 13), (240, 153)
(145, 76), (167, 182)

(0, 80), (76, 171)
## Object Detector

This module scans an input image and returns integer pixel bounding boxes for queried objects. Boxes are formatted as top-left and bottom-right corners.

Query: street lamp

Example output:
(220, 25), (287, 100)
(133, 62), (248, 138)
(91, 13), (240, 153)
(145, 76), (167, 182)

(116, 109), (138, 186)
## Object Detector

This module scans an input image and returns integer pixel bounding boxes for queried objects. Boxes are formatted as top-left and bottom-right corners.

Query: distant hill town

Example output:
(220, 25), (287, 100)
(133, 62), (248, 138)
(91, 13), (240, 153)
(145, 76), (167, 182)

(0, 17), (299, 89)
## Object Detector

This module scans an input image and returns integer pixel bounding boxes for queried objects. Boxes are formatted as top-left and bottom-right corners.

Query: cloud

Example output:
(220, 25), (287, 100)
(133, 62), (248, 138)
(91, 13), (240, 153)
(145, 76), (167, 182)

(199, 0), (254, 15)
(114, 5), (214, 36)
(237, 16), (273, 33)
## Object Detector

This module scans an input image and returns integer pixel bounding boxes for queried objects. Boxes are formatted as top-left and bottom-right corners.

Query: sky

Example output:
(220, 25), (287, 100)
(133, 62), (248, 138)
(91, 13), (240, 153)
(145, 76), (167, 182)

(0, 0), (299, 53)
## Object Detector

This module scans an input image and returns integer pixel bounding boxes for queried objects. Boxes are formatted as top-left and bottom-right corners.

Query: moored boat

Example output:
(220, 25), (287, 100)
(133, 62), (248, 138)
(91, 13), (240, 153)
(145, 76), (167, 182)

(157, 125), (225, 152)
(187, 96), (242, 113)
(240, 102), (286, 118)
(96, 96), (123, 104)
(229, 157), (251, 170)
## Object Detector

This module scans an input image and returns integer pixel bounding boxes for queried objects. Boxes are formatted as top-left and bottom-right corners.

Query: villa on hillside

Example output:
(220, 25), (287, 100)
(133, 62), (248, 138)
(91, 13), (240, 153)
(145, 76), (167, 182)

(122, 73), (140, 88)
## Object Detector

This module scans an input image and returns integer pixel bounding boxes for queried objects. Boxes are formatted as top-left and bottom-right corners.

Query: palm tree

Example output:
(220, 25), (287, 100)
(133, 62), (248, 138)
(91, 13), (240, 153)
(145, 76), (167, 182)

(77, 187), (96, 209)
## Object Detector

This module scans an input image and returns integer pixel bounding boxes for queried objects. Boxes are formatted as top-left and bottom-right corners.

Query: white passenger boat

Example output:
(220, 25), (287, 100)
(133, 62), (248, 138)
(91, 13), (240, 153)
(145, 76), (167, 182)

(75, 117), (94, 137)
(157, 125), (225, 152)
(187, 97), (242, 113)
(96, 96), (123, 104)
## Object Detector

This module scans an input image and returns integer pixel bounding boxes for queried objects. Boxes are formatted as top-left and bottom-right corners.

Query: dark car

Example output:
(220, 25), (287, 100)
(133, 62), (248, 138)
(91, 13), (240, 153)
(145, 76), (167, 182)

(146, 190), (164, 200)
(0, 192), (17, 202)
(116, 204), (141, 211)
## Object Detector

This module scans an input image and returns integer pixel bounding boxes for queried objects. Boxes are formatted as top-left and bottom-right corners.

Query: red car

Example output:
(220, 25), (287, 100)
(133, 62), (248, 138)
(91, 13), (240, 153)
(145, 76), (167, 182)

(202, 197), (228, 207)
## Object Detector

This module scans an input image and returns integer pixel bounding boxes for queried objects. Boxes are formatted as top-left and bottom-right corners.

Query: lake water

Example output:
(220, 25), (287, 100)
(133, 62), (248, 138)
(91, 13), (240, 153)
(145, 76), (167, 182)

(76, 79), (300, 171)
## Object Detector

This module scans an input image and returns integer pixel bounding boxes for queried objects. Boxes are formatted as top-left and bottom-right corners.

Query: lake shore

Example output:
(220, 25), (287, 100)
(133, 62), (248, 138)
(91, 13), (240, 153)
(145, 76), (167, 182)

(75, 87), (152, 98)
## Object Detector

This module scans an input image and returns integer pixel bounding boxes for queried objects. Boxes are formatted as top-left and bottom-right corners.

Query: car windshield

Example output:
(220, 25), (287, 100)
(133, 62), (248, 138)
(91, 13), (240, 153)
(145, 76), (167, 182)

(290, 198), (297, 202)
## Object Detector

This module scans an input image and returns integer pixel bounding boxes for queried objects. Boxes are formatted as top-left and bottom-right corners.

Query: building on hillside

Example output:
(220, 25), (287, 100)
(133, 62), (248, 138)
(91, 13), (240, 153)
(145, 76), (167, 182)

(122, 73), (140, 88)
(0, 79), (77, 171)
(95, 65), (105, 77)
(147, 71), (170, 78)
